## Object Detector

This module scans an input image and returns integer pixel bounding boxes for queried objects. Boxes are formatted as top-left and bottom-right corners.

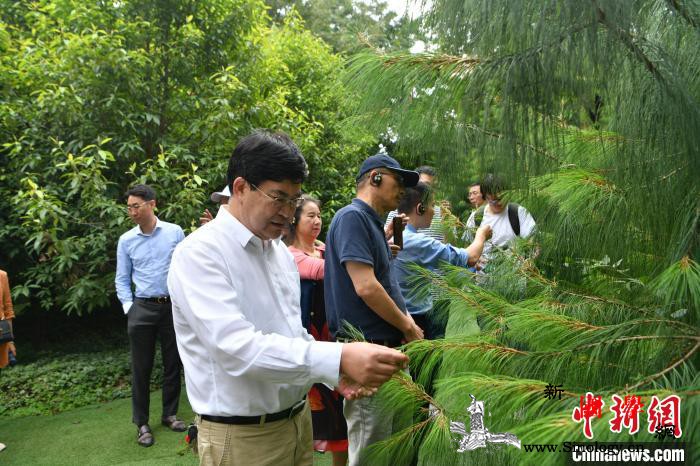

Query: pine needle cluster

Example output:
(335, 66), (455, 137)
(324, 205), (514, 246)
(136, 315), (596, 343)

(342, 0), (699, 464)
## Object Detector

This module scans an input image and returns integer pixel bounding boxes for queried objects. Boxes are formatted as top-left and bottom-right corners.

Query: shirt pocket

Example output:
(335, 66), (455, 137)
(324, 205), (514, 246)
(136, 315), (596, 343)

(270, 270), (302, 326)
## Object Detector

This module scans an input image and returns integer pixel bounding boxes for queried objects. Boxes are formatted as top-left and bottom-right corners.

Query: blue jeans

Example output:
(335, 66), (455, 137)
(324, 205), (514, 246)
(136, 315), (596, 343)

(343, 394), (393, 466)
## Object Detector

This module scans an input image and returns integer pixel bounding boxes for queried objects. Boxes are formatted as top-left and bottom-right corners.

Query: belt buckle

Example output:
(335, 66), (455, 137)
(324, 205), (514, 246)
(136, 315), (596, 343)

(157, 296), (167, 304)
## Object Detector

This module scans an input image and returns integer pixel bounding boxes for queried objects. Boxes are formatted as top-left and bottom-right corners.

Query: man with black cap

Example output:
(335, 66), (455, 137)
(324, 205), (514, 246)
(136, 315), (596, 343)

(324, 153), (424, 466)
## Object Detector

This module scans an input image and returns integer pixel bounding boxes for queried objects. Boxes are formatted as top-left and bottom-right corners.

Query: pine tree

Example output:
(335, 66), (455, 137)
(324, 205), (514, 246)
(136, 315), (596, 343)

(343, 1), (699, 464)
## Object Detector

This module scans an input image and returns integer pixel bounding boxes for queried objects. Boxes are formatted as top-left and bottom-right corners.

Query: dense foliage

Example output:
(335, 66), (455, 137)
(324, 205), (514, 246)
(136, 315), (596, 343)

(0, 0), (374, 315)
(266, 0), (423, 54)
(345, 0), (699, 463)
(0, 348), (148, 417)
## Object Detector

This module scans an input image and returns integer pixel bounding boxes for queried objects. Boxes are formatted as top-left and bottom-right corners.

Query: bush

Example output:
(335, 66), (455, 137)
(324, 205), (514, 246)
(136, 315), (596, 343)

(0, 348), (168, 418)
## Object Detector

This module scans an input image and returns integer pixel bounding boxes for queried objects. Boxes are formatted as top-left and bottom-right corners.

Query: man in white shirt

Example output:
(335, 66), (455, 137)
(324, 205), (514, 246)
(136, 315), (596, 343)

(465, 174), (536, 262)
(167, 130), (408, 466)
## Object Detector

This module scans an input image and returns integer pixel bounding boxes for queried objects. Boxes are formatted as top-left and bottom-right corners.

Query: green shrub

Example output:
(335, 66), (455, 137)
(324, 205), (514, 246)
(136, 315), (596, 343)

(0, 349), (168, 418)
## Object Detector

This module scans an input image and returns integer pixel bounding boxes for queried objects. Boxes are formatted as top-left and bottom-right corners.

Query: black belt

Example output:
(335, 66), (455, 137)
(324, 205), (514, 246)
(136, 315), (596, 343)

(201, 399), (306, 426)
(136, 296), (170, 304)
(336, 337), (403, 348)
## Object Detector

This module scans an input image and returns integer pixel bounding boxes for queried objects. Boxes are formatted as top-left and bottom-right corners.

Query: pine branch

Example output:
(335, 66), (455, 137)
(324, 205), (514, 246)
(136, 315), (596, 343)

(626, 340), (700, 391)
(593, 0), (664, 82)
(464, 123), (561, 162)
(666, 0), (699, 29)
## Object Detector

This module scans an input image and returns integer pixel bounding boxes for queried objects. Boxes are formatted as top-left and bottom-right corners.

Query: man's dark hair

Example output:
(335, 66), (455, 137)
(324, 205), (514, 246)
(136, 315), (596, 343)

(468, 180), (480, 188)
(125, 184), (156, 201)
(480, 173), (507, 198)
(397, 182), (432, 214)
(415, 165), (436, 177)
(226, 130), (308, 192)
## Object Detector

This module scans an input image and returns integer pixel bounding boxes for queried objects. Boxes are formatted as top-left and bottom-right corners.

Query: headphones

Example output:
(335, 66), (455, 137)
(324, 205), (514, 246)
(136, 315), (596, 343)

(371, 172), (383, 186)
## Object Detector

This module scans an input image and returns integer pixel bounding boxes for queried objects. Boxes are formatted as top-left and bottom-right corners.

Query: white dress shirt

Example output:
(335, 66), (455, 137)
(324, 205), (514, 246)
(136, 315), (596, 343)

(167, 206), (342, 417)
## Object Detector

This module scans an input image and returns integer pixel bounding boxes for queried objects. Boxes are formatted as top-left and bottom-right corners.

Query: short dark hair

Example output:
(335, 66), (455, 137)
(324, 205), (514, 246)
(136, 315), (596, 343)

(468, 180), (480, 188)
(397, 182), (432, 214)
(356, 171), (371, 189)
(125, 184), (156, 201)
(415, 165), (436, 177)
(480, 173), (507, 198)
(286, 195), (322, 244)
(226, 130), (308, 192)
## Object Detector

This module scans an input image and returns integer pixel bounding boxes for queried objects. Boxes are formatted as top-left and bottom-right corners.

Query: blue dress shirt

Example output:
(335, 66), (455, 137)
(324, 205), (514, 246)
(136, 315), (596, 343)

(115, 218), (185, 313)
(392, 225), (470, 316)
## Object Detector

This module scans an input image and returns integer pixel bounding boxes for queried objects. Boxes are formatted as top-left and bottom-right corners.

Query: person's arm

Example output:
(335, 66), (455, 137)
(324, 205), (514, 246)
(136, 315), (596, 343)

(115, 238), (134, 314)
(1, 272), (14, 355)
(518, 206), (537, 238)
(291, 248), (325, 280)
(168, 245), (407, 389)
(464, 225), (492, 266)
(345, 261), (423, 342)
(199, 209), (214, 225)
(1, 272), (13, 321)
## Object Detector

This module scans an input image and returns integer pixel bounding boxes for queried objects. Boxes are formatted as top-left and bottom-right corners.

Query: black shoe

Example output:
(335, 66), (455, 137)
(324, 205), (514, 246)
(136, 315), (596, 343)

(161, 415), (187, 432)
(137, 424), (154, 447)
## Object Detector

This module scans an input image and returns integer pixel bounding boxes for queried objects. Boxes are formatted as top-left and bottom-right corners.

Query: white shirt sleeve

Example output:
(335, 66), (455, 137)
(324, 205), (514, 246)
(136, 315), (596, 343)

(466, 210), (476, 228)
(518, 206), (536, 238)
(168, 244), (342, 388)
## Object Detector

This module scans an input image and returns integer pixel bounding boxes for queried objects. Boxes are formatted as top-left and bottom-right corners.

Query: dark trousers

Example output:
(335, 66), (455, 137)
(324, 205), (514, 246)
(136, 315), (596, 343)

(127, 299), (182, 427)
(412, 313), (446, 340)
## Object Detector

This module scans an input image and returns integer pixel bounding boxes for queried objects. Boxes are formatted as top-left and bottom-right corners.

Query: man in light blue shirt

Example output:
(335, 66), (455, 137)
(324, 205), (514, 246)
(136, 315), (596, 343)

(392, 182), (492, 339)
(115, 184), (186, 447)
(385, 165), (445, 242)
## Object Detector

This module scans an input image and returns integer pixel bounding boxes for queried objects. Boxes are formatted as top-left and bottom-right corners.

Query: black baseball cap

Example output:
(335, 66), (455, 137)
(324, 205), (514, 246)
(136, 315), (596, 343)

(356, 154), (419, 187)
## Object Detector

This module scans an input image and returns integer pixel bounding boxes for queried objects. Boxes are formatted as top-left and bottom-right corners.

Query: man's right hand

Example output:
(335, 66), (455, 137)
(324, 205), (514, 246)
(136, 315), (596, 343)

(199, 209), (214, 226)
(402, 314), (424, 342)
(339, 342), (409, 388)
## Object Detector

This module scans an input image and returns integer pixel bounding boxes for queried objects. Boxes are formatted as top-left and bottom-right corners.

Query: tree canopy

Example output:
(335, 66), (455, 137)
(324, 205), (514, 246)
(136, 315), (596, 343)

(0, 0), (374, 315)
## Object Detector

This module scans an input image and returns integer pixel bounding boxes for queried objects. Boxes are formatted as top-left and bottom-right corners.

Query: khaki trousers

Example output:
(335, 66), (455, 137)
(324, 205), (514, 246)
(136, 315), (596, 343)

(196, 404), (313, 466)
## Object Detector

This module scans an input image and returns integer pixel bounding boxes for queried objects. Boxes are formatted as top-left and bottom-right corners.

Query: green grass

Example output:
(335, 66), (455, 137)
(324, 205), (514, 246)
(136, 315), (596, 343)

(1, 389), (333, 465)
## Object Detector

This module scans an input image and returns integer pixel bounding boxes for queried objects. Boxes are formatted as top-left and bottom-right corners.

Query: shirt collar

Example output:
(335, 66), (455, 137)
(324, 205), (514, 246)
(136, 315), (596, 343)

(406, 224), (418, 233)
(351, 198), (383, 227)
(216, 205), (279, 250)
(137, 217), (162, 236)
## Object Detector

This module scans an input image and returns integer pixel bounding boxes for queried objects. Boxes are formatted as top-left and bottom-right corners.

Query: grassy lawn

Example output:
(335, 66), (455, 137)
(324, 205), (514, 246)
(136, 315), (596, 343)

(1, 389), (333, 465)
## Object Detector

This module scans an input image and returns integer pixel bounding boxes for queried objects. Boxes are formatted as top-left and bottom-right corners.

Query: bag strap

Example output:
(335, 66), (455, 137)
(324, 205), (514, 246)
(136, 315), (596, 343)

(507, 203), (521, 237)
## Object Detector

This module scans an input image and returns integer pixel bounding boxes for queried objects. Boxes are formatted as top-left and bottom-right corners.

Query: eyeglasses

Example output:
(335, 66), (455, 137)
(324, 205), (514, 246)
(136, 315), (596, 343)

(378, 171), (405, 188)
(250, 183), (303, 209)
(126, 202), (150, 211)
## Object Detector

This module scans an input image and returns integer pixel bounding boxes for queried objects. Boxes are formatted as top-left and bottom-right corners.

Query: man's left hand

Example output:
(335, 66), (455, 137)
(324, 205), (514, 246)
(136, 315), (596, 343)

(336, 375), (377, 400)
(388, 242), (401, 258)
